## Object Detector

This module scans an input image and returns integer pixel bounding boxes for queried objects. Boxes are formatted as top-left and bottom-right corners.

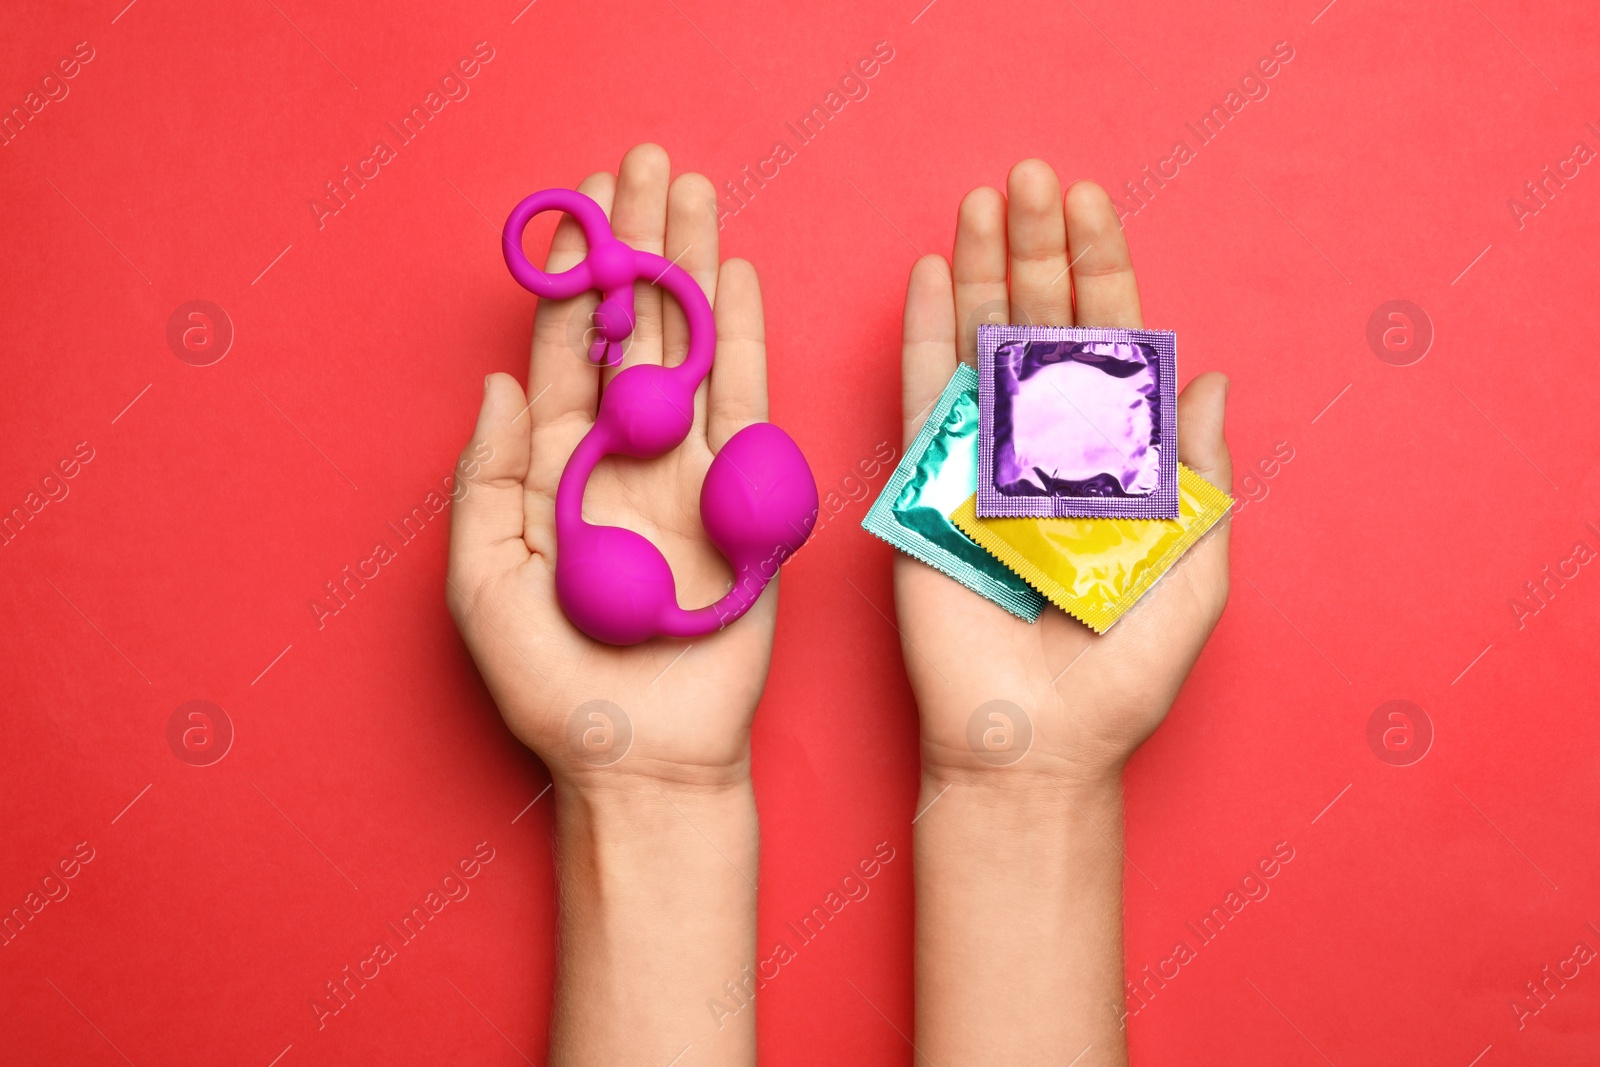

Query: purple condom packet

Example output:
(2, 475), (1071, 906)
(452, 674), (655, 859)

(977, 323), (1178, 519)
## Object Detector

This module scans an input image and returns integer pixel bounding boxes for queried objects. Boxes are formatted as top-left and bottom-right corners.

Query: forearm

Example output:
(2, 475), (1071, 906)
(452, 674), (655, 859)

(914, 768), (1128, 1066)
(551, 776), (759, 1067)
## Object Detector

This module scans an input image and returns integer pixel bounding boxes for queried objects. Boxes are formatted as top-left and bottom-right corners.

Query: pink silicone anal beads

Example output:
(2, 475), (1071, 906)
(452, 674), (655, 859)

(502, 188), (818, 645)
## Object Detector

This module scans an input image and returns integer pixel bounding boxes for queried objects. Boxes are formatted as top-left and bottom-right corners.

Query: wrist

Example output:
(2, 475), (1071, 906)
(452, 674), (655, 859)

(553, 768), (759, 905)
(550, 745), (759, 1065)
(919, 762), (1122, 826)
(547, 740), (754, 802)
(920, 734), (1126, 800)
(555, 768), (757, 834)
(914, 751), (1130, 1067)
(913, 687), (1139, 795)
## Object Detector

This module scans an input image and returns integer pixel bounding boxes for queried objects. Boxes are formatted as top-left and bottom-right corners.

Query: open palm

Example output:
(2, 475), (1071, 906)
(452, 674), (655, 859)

(448, 144), (778, 787)
(897, 160), (1234, 782)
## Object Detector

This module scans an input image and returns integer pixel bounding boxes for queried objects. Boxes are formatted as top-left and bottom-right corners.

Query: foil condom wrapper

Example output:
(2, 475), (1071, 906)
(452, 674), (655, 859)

(977, 323), (1178, 519)
(862, 363), (1046, 622)
(950, 464), (1231, 633)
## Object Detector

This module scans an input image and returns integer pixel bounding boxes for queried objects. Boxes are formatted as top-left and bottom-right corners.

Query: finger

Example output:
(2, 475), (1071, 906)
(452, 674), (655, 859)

(602, 142), (671, 387)
(1005, 159), (1072, 326)
(662, 172), (720, 436)
(952, 186), (1009, 366)
(1176, 372), (1232, 493)
(528, 169), (613, 444)
(901, 254), (958, 447)
(707, 258), (767, 453)
(1064, 180), (1142, 329)
(1171, 373), (1232, 626)
(449, 373), (533, 598)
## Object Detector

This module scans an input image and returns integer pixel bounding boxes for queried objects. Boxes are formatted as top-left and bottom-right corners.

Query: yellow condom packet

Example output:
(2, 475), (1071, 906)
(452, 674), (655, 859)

(949, 464), (1232, 633)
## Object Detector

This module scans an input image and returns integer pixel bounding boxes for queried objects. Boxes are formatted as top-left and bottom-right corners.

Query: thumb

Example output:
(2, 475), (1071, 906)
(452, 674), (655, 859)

(1176, 372), (1231, 494)
(449, 372), (532, 593)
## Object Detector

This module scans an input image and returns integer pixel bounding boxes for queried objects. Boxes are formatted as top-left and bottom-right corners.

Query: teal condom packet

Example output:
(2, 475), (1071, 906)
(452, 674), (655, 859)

(863, 364), (1046, 621)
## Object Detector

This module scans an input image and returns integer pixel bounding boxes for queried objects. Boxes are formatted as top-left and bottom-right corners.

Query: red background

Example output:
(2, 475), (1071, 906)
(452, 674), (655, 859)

(4, 0), (1599, 1063)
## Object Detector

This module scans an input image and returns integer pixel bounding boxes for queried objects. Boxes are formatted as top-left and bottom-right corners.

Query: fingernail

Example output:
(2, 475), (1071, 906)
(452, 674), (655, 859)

(484, 374), (492, 392)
